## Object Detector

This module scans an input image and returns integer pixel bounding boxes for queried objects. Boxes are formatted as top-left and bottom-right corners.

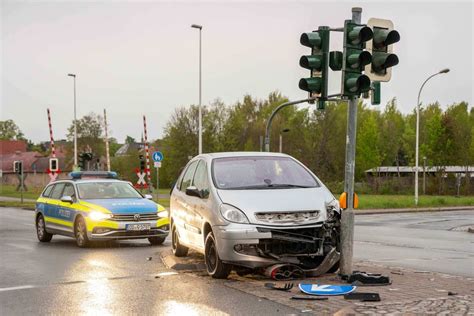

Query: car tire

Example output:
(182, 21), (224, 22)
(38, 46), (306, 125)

(171, 225), (188, 257)
(204, 232), (231, 279)
(74, 216), (90, 248)
(36, 214), (53, 242)
(148, 236), (166, 246)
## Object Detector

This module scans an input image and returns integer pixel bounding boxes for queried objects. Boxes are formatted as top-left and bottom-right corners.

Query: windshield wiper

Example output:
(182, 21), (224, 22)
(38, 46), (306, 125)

(225, 184), (312, 190)
(270, 184), (313, 188)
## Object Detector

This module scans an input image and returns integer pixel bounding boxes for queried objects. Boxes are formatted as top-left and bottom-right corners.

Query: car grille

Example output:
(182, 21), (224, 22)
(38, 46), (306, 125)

(255, 210), (320, 224)
(110, 213), (158, 221)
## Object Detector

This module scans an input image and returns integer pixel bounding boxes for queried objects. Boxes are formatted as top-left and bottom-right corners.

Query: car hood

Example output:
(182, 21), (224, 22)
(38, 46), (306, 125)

(81, 198), (158, 214)
(216, 187), (334, 225)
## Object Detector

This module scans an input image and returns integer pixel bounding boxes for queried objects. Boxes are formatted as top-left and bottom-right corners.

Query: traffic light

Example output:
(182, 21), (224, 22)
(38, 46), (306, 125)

(365, 18), (400, 82)
(78, 153), (85, 170)
(13, 161), (23, 175)
(341, 20), (373, 97)
(49, 158), (59, 172)
(299, 26), (330, 109)
(139, 154), (145, 171)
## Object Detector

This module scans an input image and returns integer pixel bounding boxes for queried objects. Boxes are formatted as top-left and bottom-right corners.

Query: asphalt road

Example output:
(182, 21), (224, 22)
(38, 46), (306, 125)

(1, 207), (473, 314)
(0, 208), (297, 315)
(354, 210), (474, 277)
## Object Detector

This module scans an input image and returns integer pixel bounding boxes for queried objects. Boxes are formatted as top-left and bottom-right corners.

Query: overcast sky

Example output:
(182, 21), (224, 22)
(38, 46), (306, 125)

(1, 0), (473, 143)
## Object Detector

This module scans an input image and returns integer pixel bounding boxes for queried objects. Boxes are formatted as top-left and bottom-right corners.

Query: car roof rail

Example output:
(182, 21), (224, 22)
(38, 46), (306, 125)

(69, 171), (118, 180)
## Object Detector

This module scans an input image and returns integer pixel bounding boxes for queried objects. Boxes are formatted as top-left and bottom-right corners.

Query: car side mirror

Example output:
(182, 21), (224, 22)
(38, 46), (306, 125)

(60, 195), (73, 204)
(186, 186), (202, 198)
(144, 194), (153, 200)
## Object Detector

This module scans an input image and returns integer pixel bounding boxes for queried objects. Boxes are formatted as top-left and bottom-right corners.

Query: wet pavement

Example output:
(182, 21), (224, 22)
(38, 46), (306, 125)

(0, 207), (473, 314)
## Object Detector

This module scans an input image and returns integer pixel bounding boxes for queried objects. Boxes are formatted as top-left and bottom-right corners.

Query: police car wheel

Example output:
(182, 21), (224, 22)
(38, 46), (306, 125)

(36, 214), (53, 242)
(75, 217), (90, 248)
(148, 236), (166, 245)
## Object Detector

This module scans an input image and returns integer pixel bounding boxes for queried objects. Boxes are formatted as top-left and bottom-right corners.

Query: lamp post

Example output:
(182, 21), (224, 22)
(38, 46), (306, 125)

(415, 68), (449, 205)
(191, 24), (203, 154)
(279, 128), (290, 153)
(423, 156), (427, 195)
(67, 73), (77, 169)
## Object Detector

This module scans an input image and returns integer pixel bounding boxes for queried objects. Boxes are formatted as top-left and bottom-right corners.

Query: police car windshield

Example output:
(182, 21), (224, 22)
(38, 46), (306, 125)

(76, 182), (143, 199)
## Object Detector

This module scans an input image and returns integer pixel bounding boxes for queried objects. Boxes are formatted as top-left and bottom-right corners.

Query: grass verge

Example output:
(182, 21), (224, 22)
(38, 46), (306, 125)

(0, 185), (41, 200)
(358, 194), (474, 209)
(0, 201), (36, 210)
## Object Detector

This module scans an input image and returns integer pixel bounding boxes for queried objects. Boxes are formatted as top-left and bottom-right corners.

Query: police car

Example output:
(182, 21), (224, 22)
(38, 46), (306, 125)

(35, 171), (169, 247)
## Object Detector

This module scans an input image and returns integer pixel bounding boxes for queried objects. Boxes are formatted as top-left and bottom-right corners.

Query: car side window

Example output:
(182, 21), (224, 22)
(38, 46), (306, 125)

(193, 160), (210, 198)
(179, 161), (199, 191)
(62, 184), (76, 200)
(50, 183), (66, 200)
(42, 185), (54, 198)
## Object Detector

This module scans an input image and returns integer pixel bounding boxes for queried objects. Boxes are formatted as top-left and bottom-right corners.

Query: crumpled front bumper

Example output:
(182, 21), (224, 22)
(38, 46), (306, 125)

(213, 222), (325, 269)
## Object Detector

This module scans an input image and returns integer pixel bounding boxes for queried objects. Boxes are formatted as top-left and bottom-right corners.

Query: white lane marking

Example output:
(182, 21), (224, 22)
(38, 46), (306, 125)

(4, 243), (35, 251)
(0, 285), (35, 292)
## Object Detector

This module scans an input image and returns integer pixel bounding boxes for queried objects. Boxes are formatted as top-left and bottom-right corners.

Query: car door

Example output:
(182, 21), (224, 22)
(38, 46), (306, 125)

(189, 160), (213, 250)
(172, 160), (199, 248)
(56, 183), (77, 233)
(46, 182), (67, 231)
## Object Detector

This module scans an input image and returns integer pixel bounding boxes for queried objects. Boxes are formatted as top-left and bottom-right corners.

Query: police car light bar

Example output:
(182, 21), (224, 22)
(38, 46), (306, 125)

(69, 171), (118, 180)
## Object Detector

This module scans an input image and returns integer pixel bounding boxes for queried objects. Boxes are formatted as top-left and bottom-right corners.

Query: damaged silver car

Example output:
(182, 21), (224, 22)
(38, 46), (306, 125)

(170, 152), (341, 279)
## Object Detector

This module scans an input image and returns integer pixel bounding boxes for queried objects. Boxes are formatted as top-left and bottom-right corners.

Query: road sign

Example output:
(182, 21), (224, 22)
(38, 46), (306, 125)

(154, 162), (162, 168)
(152, 151), (164, 162)
(299, 284), (356, 296)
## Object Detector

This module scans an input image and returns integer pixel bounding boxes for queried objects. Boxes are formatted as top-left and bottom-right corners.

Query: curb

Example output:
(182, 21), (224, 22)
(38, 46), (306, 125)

(355, 206), (474, 215)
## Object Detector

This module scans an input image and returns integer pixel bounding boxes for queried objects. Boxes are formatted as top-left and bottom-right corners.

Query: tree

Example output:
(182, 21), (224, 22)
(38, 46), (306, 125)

(125, 136), (136, 144)
(67, 113), (105, 162)
(0, 120), (25, 140)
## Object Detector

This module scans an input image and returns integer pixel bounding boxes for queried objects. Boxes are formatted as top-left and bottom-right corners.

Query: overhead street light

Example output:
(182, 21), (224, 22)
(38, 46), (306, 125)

(67, 73), (78, 169)
(415, 68), (450, 205)
(191, 24), (203, 154)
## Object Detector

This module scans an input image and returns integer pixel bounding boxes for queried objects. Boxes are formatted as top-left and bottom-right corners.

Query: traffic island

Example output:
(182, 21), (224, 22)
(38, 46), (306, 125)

(161, 250), (473, 314)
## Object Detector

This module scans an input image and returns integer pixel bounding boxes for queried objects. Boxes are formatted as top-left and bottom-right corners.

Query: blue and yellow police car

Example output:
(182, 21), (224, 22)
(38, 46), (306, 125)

(35, 171), (169, 247)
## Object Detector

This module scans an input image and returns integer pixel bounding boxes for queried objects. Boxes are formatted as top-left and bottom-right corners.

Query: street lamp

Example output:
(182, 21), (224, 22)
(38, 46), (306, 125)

(67, 73), (77, 169)
(415, 68), (449, 205)
(191, 24), (203, 154)
(279, 128), (290, 153)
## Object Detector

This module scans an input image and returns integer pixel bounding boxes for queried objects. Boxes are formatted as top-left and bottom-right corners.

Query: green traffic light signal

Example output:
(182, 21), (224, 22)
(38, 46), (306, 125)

(342, 20), (373, 97)
(299, 77), (322, 93)
(344, 73), (371, 94)
(365, 18), (400, 82)
(298, 27), (330, 107)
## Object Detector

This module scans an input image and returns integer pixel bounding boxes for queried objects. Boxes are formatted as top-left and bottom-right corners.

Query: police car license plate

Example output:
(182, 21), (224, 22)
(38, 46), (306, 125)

(126, 223), (151, 231)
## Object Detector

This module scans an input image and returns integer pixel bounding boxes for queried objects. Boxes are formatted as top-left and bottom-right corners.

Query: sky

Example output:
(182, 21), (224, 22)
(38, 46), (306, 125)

(1, 0), (473, 143)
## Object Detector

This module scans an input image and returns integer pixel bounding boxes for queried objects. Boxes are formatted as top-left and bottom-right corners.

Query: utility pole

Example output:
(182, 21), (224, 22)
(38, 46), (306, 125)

(67, 74), (78, 169)
(104, 109), (111, 172)
(191, 24), (203, 154)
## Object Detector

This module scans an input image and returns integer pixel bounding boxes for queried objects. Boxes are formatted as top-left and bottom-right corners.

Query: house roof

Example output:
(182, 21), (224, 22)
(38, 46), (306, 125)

(0, 140), (27, 155)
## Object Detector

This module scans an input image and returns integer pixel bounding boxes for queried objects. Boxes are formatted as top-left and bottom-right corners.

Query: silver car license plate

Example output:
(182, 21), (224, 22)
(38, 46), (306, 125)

(126, 223), (151, 231)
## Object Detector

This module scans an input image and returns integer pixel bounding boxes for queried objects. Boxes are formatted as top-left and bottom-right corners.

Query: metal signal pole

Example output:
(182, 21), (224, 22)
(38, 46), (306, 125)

(104, 109), (111, 172)
(340, 7), (362, 276)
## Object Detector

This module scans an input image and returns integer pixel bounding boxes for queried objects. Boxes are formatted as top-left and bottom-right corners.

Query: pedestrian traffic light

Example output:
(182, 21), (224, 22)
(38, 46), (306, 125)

(365, 18), (400, 82)
(49, 158), (59, 172)
(342, 20), (373, 97)
(13, 161), (23, 174)
(299, 26), (330, 109)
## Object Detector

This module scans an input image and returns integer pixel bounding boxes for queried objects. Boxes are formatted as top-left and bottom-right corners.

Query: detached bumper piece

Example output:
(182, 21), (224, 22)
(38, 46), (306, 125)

(342, 271), (391, 286)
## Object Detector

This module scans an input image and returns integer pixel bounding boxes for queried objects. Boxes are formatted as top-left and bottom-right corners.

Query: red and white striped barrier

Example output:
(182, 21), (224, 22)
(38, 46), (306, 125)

(143, 115), (152, 190)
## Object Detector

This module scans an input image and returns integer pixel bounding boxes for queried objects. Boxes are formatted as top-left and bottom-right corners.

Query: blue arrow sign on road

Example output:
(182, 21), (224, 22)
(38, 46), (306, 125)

(152, 151), (164, 162)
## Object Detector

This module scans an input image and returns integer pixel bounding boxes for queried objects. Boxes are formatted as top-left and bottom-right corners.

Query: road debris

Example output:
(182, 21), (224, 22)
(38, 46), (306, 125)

(291, 296), (328, 301)
(344, 292), (381, 302)
(264, 282), (294, 291)
(342, 271), (391, 285)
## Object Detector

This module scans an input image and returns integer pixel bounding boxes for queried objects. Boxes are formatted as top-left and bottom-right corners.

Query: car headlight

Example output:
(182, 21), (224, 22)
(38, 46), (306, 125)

(220, 204), (249, 224)
(157, 210), (169, 218)
(326, 199), (340, 220)
(89, 211), (113, 221)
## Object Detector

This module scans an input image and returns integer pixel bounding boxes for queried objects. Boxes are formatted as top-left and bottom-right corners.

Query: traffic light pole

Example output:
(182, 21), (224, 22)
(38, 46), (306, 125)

(340, 6), (362, 276)
(20, 162), (24, 204)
